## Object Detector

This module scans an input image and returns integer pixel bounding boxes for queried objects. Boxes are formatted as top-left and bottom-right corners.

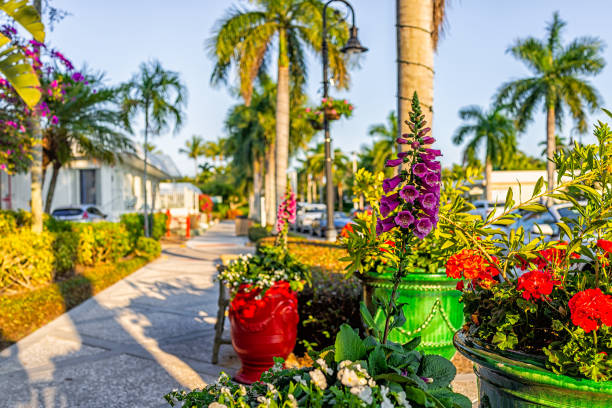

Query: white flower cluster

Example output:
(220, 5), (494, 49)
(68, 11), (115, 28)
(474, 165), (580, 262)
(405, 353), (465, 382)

(337, 360), (377, 404)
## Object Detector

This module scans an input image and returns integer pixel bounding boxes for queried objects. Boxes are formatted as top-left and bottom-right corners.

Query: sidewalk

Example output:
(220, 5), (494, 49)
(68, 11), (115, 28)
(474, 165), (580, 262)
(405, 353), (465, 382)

(0, 221), (248, 408)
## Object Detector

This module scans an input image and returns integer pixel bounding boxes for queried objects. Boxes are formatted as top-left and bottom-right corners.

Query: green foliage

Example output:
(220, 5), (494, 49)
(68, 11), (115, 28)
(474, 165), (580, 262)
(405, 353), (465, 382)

(247, 224), (270, 243)
(51, 231), (78, 279)
(120, 212), (167, 247)
(73, 222), (130, 266)
(165, 326), (470, 408)
(0, 230), (54, 291)
(134, 236), (161, 260)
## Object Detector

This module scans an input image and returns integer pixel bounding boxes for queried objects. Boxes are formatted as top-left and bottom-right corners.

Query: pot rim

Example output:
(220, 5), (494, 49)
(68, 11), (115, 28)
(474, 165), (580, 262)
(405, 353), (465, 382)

(361, 269), (453, 282)
(453, 330), (612, 393)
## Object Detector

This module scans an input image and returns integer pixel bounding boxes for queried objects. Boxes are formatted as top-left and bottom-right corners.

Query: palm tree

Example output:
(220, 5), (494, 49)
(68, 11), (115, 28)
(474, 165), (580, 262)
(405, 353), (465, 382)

(202, 139), (225, 166)
(300, 142), (347, 206)
(396, 0), (447, 142)
(179, 135), (206, 177)
(120, 60), (187, 237)
(538, 134), (568, 157)
(496, 12), (604, 197)
(209, 0), (349, 222)
(365, 111), (398, 174)
(43, 71), (131, 213)
(453, 105), (516, 201)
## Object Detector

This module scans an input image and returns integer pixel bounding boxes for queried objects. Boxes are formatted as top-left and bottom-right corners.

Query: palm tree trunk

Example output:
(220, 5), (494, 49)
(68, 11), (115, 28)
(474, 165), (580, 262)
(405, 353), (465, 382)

(265, 141), (276, 227)
(275, 31), (290, 227)
(337, 184), (343, 212)
(250, 157), (262, 221)
(546, 105), (556, 205)
(30, 0), (44, 233)
(485, 157), (493, 202)
(44, 162), (62, 213)
(307, 176), (312, 204)
(143, 105), (150, 237)
(396, 0), (434, 148)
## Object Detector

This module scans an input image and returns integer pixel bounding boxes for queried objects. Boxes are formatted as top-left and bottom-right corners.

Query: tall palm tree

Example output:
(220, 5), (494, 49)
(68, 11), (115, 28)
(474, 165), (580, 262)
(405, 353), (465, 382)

(300, 142), (347, 206)
(453, 105), (516, 201)
(202, 139), (225, 166)
(496, 12), (604, 197)
(120, 60), (187, 237)
(43, 71), (131, 213)
(366, 111), (398, 173)
(209, 0), (349, 222)
(396, 0), (447, 142)
(179, 134), (206, 177)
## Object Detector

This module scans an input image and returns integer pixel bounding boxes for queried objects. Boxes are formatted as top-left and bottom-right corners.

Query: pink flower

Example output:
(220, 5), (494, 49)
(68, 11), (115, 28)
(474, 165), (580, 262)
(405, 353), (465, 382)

(51, 115), (59, 125)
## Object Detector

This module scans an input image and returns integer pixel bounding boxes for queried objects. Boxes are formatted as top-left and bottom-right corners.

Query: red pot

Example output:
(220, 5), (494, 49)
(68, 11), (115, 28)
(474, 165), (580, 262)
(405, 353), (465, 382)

(229, 281), (299, 384)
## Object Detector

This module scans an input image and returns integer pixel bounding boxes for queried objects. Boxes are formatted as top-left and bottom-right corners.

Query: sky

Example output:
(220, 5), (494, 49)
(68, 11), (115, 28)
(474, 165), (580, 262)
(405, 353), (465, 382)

(48, 0), (612, 177)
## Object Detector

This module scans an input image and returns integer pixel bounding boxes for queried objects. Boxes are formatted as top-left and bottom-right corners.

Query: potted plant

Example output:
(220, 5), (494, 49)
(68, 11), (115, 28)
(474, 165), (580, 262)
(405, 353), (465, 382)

(305, 97), (354, 130)
(218, 189), (309, 384)
(342, 93), (468, 359)
(441, 113), (612, 406)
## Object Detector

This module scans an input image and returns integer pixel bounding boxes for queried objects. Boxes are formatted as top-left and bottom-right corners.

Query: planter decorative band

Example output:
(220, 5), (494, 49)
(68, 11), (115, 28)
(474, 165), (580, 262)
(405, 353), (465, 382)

(362, 271), (463, 359)
(454, 330), (612, 407)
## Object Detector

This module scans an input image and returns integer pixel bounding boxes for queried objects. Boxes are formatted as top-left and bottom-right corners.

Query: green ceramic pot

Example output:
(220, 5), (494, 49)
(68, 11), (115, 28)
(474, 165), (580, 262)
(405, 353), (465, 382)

(361, 271), (463, 359)
(454, 330), (612, 407)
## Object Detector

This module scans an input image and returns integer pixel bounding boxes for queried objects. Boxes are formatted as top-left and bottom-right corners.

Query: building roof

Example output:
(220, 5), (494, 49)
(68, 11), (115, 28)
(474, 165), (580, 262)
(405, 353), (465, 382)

(128, 145), (182, 179)
(159, 182), (202, 194)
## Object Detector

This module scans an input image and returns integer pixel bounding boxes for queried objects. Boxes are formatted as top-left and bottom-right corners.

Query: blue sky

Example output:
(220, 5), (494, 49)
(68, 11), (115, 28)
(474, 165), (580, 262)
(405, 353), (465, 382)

(48, 0), (612, 177)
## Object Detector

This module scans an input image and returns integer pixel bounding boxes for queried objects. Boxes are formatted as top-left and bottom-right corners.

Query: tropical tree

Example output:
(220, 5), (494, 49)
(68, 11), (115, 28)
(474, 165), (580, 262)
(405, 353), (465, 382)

(496, 12), (604, 197)
(299, 142), (348, 207)
(202, 139), (225, 165)
(362, 111), (398, 175)
(396, 0), (446, 142)
(120, 60), (187, 237)
(209, 0), (349, 222)
(43, 71), (131, 213)
(538, 134), (568, 157)
(453, 105), (516, 201)
(179, 134), (206, 177)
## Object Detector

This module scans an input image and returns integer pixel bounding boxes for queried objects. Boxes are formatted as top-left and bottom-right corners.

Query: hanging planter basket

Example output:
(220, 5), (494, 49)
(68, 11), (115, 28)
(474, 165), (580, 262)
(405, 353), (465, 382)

(308, 118), (324, 130)
(324, 107), (340, 121)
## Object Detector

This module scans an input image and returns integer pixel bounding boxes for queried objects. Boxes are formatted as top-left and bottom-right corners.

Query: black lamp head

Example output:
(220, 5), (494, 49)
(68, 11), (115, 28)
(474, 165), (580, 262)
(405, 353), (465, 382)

(341, 26), (368, 55)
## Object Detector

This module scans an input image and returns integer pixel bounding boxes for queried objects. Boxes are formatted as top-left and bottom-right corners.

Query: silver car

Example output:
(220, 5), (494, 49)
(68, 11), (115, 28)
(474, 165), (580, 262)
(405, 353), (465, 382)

(296, 203), (326, 233)
(51, 205), (107, 222)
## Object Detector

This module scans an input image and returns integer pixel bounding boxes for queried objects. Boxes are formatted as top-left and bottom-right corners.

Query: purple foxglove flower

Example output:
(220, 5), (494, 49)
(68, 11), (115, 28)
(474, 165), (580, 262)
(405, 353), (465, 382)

(421, 149), (442, 161)
(424, 172), (440, 187)
(419, 192), (438, 211)
(412, 163), (429, 178)
(396, 137), (409, 144)
(423, 159), (441, 171)
(380, 193), (401, 217)
(420, 136), (435, 144)
(382, 175), (402, 193)
(411, 141), (420, 150)
(414, 217), (433, 239)
(376, 216), (396, 235)
(394, 210), (415, 228)
(398, 152), (409, 158)
(399, 185), (419, 203)
(418, 127), (431, 137)
(386, 158), (403, 167)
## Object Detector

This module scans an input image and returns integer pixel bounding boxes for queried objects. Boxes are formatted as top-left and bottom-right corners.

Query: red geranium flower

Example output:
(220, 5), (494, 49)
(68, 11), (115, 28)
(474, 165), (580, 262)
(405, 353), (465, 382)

(340, 223), (354, 238)
(446, 250), (499, 288)
(516, 270), (557, 300)
(517, 242), (579, 271)
(569, 288), (612, 333)
(597, 240), (612, 254)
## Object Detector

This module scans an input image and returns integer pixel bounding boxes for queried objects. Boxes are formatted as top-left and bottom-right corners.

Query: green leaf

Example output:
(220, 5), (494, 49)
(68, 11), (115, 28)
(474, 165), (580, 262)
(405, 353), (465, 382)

(0, 0), (45, 42)
(532, 177), (544, 198)
(402, 336), (421, 352)
(417, 354), (456, 390)
(492, 331), (518, 350)
(518, 203), (546, 212)
(367, 345), (388, 376)
(360, 302), (381, 339)
(430, 389), (473, 408)
(557, 222), (573, 240)
(334, 324), (366, 362)
(0, 44), (41, 107)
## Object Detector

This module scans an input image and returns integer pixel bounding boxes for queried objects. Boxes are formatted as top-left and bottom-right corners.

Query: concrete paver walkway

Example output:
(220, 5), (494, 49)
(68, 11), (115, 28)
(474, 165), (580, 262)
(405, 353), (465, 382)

(0, 221), (248, 408)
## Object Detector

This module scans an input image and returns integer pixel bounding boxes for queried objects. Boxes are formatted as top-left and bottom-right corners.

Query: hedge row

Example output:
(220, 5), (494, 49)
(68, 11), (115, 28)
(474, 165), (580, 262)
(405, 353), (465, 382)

(0, 210), (167, 292)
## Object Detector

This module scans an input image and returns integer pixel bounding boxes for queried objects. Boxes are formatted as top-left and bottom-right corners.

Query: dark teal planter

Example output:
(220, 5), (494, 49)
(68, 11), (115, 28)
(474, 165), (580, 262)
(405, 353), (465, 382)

(454, 331), (612, 407)
(362, 271), (464, 359)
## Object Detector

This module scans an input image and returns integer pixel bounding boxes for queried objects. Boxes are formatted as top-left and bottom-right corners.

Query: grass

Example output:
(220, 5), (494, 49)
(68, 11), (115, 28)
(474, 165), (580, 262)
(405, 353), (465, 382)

(0, 255), (153, 350)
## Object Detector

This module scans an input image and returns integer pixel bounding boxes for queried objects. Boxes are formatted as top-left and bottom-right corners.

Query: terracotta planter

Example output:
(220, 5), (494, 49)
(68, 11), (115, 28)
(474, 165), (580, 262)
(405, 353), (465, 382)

(362, 270), (464, 359)
(454, 331), (612, 407)
(229, 281), (299, 384)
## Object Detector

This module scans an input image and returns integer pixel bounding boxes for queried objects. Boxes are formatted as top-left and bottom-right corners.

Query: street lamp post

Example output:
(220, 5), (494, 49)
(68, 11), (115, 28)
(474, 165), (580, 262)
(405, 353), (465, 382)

(322, 0), (367, 242)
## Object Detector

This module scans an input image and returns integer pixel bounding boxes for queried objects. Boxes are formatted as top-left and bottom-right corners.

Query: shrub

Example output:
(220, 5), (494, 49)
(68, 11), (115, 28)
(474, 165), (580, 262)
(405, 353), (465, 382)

(247, 224), (270, 242)
(52, 231), (78, 279)
(0, 230), (55, 291)
(44, 217), (72, 233)
(296, 269), (362, 353)
(0, 211), (17, 234)
(74, 222), (130, 266)
(120, 212), (167, 247)
(134, 236), (161, 260)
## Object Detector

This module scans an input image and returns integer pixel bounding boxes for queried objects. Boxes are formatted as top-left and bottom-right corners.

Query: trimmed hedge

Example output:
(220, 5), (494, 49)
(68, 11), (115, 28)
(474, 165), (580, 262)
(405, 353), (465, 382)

(248, 224), (270, 243)
(0, 230), (55, 291)
(120, 212), (168, 246)
(74, 222), (130, 266)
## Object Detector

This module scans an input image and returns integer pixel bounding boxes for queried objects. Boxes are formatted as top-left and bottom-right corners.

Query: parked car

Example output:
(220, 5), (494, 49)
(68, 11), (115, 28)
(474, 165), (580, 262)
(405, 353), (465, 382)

(296, 203), (326, 233)
(504, 203), (580, 243)
(312, 211), (353, 237)
(51, 205), (107, 222)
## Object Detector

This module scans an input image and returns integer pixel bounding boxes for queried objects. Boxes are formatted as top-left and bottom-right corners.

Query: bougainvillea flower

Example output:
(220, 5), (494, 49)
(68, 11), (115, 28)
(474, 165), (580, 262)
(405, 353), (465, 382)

(386, 158), (403, 167)
(412, 163), (428, 178)
(597, 240), (612, 253)
(394, 210), (415, 228)
(517, 270), (556, 301)
(382, 175), (402, 193)
(399, 185), (419, 203)
(569, 288), (612, 333)
(414, 218), (433, 239)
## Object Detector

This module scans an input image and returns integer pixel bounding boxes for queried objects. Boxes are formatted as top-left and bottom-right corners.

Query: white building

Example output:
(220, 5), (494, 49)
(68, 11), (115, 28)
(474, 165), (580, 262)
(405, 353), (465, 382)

(470, 170), (548, 203)
(158, 182), (202, 217)
(0, 147), (182, 221)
